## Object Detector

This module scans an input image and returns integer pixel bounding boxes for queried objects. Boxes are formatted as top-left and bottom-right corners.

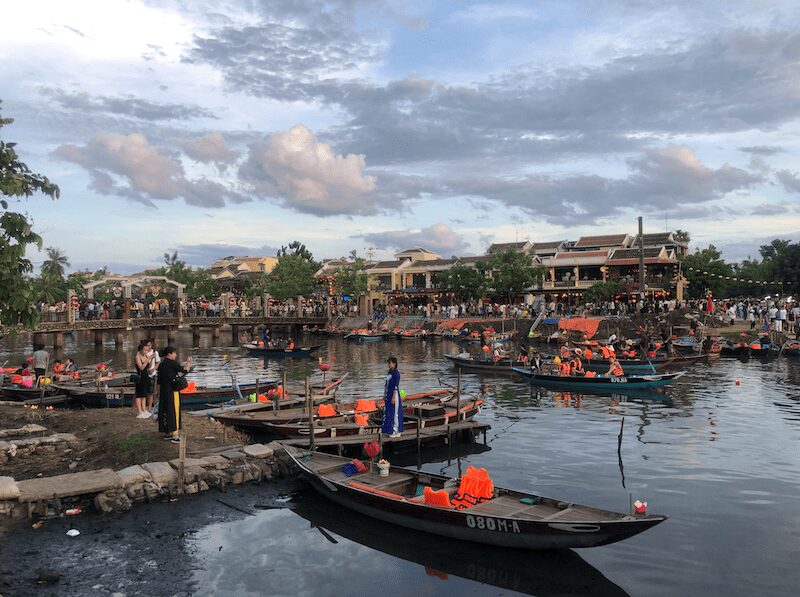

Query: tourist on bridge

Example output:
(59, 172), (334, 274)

(382, 356), (402, 438)
(156, 346), (192, 443)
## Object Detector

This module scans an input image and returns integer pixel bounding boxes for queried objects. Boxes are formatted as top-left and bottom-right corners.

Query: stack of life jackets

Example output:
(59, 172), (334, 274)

(422, 466), (495, 510)
(317, 403), (338, 417)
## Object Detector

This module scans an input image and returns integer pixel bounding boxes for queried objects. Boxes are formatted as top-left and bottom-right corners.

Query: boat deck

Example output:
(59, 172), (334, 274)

(282, 420), (490, 448)
(296, 449), (628, 523)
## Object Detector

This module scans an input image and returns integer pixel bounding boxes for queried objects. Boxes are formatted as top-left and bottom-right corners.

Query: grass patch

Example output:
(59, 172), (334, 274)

(113, 433), (160, 466)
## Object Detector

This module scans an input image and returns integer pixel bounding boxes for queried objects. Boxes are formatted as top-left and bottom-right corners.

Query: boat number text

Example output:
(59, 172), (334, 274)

(610, 377), (627, 383)
(466, 515), (521, 533)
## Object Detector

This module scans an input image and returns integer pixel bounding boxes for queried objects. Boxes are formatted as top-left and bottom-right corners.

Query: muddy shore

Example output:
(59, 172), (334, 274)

(0, 480), (296, 596)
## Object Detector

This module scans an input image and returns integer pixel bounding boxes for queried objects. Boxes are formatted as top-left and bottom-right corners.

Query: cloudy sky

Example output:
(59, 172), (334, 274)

(3, 0), (800, 273)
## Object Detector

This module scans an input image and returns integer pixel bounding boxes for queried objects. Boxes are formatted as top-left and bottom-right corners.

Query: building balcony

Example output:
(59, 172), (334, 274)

(542, 279), (602, 290)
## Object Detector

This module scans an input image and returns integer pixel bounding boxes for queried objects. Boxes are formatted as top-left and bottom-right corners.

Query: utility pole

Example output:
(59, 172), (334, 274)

(638, 216), (645, 304)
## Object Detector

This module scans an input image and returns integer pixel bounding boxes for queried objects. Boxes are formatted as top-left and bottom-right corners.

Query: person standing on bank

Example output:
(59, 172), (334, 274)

(382, 357), (402, 438)
(32, 344), (49, 382)
(134, 342), (154, 419)
(156, 346), (192, 443)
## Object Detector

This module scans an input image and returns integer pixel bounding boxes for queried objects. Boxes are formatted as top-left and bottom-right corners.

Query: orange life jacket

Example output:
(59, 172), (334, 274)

(610, 362), (624, 376)
(600, 346), (612, 359)
(424, 486), (454, 508)
(584, 349), (594, 360)
(354, 414), (369, 426)
(354, 399), (377, 413)
(570, 358), (583, 374)
(317, 403), (337, 417)
(558, 362), (571, 376)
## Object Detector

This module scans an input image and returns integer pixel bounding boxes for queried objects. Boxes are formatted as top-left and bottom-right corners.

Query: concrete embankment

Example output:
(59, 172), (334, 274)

(0, 441), (295, 525)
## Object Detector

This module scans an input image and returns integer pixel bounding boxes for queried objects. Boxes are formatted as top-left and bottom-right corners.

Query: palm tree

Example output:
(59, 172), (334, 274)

(41, 246), (70, 279)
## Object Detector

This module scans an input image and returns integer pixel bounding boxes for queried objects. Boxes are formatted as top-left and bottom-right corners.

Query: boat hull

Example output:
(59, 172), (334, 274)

(513, 369), (685, 391)
(444, 354), (516, 374)
(286, 447), (667, 550)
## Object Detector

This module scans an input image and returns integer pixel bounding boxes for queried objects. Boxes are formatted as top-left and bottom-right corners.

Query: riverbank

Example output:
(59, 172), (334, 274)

(0, 405), (248, 482)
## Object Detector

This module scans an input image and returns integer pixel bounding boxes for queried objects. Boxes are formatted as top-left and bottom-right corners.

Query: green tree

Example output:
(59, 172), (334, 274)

(266, 253), (318, 300)
(680, 245), (732, 298)
(331, 250), (368, 298)
(437, 259), (488, 301)
(759, 239), (800, 294)
(1, 103), (60, 327)
(153, 251), (215, 299)
(42, 246), (70, 278)
(479, 249), (543, 302)
(277, 241), (318, 266)
(583, 280), (624, 303)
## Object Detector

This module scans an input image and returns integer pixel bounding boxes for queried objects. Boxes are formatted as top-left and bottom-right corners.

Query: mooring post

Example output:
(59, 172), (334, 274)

(306, 377), (315, 451)
(617, 418), (625, 454)
(178, 429), (187, 495)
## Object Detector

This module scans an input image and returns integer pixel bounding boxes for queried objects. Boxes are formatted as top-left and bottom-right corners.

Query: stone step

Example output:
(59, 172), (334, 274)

(16, 469), (123, 502)
(0, 424), (48, 439)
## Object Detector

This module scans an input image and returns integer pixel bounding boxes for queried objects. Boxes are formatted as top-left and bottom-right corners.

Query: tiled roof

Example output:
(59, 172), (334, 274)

(488, 241), (529, 252)
(532, 241), (564, 250)
(609, 248), (664, 260)
(574, 234), (630, 248)
(366, 260), (403, 269)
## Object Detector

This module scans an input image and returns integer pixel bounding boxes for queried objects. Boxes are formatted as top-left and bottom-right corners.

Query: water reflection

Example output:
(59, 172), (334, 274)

(289, 489), (630, 597)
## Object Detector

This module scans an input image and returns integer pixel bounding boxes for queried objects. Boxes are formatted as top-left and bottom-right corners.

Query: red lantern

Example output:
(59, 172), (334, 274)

(320, 362), (330, 372)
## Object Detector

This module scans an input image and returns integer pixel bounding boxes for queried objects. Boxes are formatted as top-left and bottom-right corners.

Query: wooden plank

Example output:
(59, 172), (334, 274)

(282, 421), (490, 447)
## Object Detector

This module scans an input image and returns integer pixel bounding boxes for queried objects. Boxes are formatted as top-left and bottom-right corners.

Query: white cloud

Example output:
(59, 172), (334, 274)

(240, 124), (378, 215)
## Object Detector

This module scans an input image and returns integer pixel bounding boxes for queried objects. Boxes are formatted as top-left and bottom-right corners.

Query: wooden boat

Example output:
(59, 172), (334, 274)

(191, 375), (348, 417)
(782, 341), (800, 356)
(59, 380), (277, 410)
(444, 354), (517, 374)
(264, 396), (483, 438)
(457, 332), (513, 345)
(285, 445), (667, 549)
(512, 369), (685, 391)
(345, 331), (386, 342)
(749, 341), (779, 358)
(212, 389), (451, 432)
(0, 384), (62, 402)
(582, 353), (706, 369)
(242, 343), (320, 357)
(720, 342), (750, 357)
(398, 329), (428, 340)
(290, 489), (631, 597)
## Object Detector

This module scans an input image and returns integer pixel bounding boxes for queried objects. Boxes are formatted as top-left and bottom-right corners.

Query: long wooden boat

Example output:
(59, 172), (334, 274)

(285, 445), (667, 549)
(782, 341), (800, 356)
(457, 332), (513, 345)
(242, 343), (320, 357)
(444, 354), (517, 374)
(191, 375), (348, 417)
(264, 396), (483, 438)
(512, 369), (685, 391)
(719, 343), (750, 357)
(345, 332), (386, 342)
(290, 489), (631, 597)
(583, 353), (706, 368)
(58, 380), (278, 410)
(212, 389), (451, 432)
(0, 384), (62, 402)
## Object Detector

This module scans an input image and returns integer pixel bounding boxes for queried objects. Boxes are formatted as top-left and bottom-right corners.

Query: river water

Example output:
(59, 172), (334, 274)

(2, 329), (799, 596)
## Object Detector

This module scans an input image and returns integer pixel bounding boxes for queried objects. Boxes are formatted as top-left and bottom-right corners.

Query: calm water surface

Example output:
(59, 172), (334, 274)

(2, 329), (799, 596)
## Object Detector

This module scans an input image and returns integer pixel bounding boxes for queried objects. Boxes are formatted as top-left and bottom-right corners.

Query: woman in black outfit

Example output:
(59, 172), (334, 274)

(156, 346), (192, 442)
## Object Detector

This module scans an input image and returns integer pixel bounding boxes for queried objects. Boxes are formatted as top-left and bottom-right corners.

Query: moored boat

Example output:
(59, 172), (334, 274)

(782, 341), (800, 356)
(211, 388), (451, 432)
(59, 380), (278, 410)
(444, 354), (517, 374)
(285, 445), (667, 549)
(512, 369), (685, 391)
(242, 343), (320, 357)
(264, 395), (483, 438)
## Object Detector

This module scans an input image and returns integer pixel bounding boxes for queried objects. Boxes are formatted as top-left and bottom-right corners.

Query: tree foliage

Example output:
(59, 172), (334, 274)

(277, 241), (318, 267)
(479, 249), (543, 302)
(680, 245), (733, 298)
(42, 246), (70, 279)
(151, 251), (215, 299)
(438, 259), (488, 301)
(266, 253), (318, 300)
(331, 250), (368, 298)
(1, 104), (60, 327)
(583, 280), (625, 303)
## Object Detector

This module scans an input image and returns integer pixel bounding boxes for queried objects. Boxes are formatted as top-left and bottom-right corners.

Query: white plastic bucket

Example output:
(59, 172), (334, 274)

(377, 462), (390, 477)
